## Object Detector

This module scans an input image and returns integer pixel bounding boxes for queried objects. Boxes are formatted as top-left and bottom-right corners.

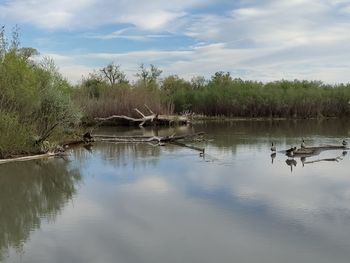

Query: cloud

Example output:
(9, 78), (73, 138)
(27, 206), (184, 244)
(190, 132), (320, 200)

(185, 0), (350, 47)
(0, 0), (209, 30)
(13, 0), (350, 83)
(125, 177), (173, 194)
(45, 37), (350, 84)
(85, 28), (172, 41)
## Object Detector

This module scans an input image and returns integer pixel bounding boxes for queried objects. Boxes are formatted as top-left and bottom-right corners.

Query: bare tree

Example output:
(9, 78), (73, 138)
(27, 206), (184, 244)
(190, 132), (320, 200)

(136, 63), (149, 83)
(149, 64), (162, 83)
(136, 63), (162, 87)
(100, 63), (127, 87)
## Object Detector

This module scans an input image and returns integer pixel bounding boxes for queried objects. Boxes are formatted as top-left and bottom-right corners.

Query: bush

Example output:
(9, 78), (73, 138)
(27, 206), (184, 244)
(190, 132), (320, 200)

(0, 28), (80, 157)
(0, 112), (33, 158)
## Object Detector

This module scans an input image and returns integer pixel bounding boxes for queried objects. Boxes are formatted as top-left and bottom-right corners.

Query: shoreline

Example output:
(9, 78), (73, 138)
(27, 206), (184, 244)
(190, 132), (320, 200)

(1, 116), (348, 162)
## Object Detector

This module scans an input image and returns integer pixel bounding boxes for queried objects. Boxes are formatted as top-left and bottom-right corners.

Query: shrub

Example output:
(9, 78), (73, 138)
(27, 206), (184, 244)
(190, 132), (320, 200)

(0, 112), (33, 158)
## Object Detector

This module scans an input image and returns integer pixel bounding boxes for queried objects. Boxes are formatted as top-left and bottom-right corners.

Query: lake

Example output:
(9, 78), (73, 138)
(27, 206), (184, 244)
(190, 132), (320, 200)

(1, 120), (350, 263)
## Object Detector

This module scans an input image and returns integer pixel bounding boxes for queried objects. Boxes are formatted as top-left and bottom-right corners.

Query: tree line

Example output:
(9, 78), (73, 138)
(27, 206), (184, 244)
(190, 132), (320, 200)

(76, 63), (350, 121)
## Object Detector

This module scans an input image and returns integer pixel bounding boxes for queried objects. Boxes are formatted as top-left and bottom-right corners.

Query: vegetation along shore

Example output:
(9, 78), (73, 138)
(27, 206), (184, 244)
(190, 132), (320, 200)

(1, 27), (350, 159)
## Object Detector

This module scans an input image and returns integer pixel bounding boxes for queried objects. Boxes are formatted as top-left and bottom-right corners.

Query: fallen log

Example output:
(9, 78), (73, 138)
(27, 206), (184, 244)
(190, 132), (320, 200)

(94, 132), (205, 143)
(94, 106), (188, 127)
(0, 152), (66, 165)
(301, 145), (346, 151)
(303, 157), (342, 164)
(61, 139), (85, 147)
(170, 141), (205, 153)
(286, 145), (348, 157)
(93, 134), (153, 139)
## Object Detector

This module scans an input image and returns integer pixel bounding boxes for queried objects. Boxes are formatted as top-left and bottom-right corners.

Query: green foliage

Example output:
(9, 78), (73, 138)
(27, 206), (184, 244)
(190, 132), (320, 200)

(76, 64), (350, 121)
(0, 112), (32, 158)
(161, 73), (350, 118)
(0, 26), (80, 157)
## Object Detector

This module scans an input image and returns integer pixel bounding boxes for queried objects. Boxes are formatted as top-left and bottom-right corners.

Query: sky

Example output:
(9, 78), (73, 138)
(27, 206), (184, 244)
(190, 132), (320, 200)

(1, 0), (350, 84)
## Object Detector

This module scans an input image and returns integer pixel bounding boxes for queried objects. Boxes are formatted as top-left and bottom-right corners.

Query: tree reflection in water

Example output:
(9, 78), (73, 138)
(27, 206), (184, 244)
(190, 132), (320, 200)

(0, 159), (81, 260)
(73, 142), (163, 169)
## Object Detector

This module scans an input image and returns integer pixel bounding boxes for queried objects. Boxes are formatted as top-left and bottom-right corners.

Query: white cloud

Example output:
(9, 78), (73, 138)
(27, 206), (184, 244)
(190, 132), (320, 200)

(85, 28), (171, 41)
(124, 177), (173, 194)
(15, 0), (350, 83)
(185, 0), (350, 47)
(45, 37), (350, 84)
(0, 0), (209, 30)
(120, 11), (186, 31)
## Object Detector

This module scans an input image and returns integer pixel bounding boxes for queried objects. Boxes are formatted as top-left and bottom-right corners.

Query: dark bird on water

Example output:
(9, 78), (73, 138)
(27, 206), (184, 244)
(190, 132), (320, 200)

(286, 146), (297, 156)
(342, 140), (348, 147)
(271, 142), (276, 152)
(83, 132), (93, 143)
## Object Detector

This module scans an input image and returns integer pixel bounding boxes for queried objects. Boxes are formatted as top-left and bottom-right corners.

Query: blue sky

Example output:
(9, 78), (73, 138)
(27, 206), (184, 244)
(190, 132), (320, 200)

(1, 0), (350, 83)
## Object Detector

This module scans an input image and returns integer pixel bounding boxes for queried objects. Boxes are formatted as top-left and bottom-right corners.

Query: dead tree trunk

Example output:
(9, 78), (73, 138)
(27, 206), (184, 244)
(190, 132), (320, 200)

(0, 152), (66, 165)
(95, 105), (188, 127)
(93, 132), (205, 143)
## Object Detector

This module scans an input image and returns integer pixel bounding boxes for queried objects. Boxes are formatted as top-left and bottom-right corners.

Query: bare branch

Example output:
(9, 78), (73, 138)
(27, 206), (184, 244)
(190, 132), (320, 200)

(134, 108), (146, 118)
(144, 104), (155, 115)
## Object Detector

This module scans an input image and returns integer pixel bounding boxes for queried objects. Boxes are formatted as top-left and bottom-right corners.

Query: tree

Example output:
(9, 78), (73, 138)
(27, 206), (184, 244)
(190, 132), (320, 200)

(162, 75), (190, 95)
(135, 63), (162, 88)
(10, 25), (20, 50)
(136, 63), (149, 83)
(100, 62), (127, 87)
(209, 71), (232, 88)
(0, 27), (80, 153)
(191, 76), (206, 90)
(0, 26), (8, 61)
(18, 47), (39, 61)
(149, 64), (162, 83)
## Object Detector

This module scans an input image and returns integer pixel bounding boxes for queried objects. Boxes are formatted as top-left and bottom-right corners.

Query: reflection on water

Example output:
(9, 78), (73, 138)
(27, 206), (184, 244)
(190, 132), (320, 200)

(0, 159), (81, 261)
(269, 141), (348, 172)
(1, 119), (350, 263)
(277, 150), (348, 172)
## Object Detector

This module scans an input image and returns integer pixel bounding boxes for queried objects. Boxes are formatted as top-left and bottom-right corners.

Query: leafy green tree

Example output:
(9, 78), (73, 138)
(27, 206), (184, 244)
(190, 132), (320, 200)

(0, 26), (80, 156)
(190, 76), (206, 90)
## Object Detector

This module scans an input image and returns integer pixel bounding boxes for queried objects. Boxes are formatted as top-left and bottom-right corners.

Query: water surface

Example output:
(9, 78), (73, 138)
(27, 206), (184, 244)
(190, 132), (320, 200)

(1, 120), (350, 263)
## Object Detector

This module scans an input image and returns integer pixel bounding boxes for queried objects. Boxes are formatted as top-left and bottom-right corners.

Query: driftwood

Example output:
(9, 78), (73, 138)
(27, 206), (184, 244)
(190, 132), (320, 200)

(286, 145), (348, 157)
(93, 132), (205, 143)
(61, 139), (85, 147)
(170, 141), (205, 153)
(304, 157), (342, 164)
(60, 131), (205, 150)
(95, 105), (188, 127)
(0, 152), (66, 165)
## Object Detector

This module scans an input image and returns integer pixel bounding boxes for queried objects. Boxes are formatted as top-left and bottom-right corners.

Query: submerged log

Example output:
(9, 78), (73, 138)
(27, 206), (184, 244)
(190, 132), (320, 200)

(61, 139), (85, 147)
(304, 157), (342, 164)
(93, 132), (205, 143)
(292, 145), (347, 156)
(0, 152), (66, 165)
(95, 106), (188, 127)
(170, 141), (205, 153)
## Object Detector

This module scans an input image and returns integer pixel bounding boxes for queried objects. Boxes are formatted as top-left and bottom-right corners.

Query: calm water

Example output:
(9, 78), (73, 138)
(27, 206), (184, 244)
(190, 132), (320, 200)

(1, 120), (350, 263)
